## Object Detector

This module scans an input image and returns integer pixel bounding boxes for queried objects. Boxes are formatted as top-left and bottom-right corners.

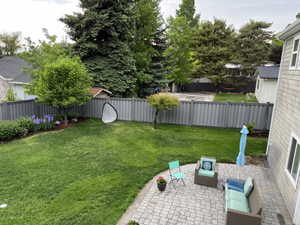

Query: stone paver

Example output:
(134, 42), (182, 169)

(117, 163), (293, 225)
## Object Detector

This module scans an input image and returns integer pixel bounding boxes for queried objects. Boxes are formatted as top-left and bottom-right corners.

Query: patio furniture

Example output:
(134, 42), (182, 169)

(194, 157), (218, 188)
(168, 160), (185, 187)
(225, 178), (262, 225)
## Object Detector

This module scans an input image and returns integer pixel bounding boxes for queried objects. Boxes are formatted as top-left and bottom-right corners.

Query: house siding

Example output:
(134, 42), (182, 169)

(267, 34), (300, 217)
(0, 78), (9, 101)
(255, 77), (277, 103)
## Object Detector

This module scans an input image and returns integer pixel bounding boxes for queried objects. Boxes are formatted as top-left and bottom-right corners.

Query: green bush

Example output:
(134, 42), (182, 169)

(246, 122), (256, 134)
(127, 221), (139, 225)
(17, 117), (34, 133)
(67, 112), (81, 120)
(0, 121), (26, 141)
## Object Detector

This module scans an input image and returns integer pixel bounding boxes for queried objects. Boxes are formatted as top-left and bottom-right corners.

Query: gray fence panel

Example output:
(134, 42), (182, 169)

(0, 98), (274, 130)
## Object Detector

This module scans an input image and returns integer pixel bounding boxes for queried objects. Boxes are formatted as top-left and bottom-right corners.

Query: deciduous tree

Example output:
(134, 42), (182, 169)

(0, 32), (22, 56)
(147, 93), (179, 129)
(176, 0), (200, 28)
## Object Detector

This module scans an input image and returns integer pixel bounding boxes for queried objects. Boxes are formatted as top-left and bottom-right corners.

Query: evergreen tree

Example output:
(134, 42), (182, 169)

(297, 13), (300, 19)
(235, 20), (272, 75)
(61, 0), (137, 97)
(192, 19), (235, 91)
(133, 0), (166, 96)
(176, 0), (200, 27)
(269, 38), (283, 64)
(165, 16), (194, 88)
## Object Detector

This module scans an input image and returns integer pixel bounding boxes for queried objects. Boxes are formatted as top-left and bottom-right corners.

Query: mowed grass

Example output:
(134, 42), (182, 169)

(214, 93), (258, 103)
(0, 119), (267, 225)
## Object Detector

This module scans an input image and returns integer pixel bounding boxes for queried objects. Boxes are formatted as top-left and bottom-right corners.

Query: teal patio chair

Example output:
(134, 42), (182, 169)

(168, 160), (185, 188)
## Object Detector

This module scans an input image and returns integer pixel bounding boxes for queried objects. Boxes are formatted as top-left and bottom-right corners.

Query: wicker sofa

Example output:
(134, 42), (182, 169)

(194, 159), (218, 188)
(225, 179), (262, 225)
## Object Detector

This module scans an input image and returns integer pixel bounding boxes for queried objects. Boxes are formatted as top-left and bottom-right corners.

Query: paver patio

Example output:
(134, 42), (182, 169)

(117, 163), (293, 225)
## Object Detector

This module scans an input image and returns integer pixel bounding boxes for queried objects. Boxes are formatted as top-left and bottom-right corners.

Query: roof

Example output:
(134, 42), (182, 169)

(0, 56), (32, 83)
(191, 77), (212, 83)
(278, 19), (300, 40)
(90, 88), (112, 97)
(256, 65), (280, 79)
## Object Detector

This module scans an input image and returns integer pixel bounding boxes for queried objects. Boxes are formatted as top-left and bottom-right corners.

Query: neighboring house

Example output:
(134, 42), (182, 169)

(255, 65), (279, 103)
(90, 88), (112, 98)
(267, 19), (300, 225)
(0, 56), (36, 101)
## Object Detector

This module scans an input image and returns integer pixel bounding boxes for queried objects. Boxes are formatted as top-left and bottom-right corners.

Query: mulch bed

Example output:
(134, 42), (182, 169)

(248, 130), (269, 138)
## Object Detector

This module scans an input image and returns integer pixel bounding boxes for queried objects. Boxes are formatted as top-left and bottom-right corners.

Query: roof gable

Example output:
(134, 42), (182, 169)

(0, 56), (32, 83)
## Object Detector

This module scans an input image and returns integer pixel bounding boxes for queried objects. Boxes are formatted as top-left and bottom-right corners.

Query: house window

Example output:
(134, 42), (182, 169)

(291, 37), (300, 69)
(286, 136), (300, 184)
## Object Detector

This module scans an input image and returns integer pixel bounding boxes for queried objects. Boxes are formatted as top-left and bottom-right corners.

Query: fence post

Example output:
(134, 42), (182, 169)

(189, 100), (195, 126)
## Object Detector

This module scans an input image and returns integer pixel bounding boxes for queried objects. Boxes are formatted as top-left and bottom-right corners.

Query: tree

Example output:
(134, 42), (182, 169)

(133, 0), (167, 97)
(0, 32), (22, 56)
(235, 20), (272, 75)
(61, 0), (137, 97)
(192, 19), (235, 91)
(269, 38), (283, 64)
(147, 93), (179, 129)
(5, 88), (17, 102)
(296, 13), (300, 19)
(176, 0), (200, 28)
(29, 57), (92, 125)
(165, 16), (194, 89)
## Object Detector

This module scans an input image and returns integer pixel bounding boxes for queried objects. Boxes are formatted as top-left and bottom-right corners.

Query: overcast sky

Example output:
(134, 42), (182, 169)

(0, 0), (299, 42)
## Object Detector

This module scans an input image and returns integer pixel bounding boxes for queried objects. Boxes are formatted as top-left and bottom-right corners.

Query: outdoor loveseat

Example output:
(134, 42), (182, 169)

(194, 157), (218, 188)
(225, 178), (262, 225)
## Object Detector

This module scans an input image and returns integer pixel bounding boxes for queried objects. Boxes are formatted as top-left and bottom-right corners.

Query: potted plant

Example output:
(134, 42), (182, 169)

(126, 220), (139, 225)
(156, 176), (167, 192)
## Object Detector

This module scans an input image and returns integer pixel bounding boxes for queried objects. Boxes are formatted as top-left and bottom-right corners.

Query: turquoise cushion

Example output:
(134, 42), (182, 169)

(227, 199), (250, 213)
(244, 177), (253, 197)
(199, 169), (215, 177)
(226, 189), (247, 202)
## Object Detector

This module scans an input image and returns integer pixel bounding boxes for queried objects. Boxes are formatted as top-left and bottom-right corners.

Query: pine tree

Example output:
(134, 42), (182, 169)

(133, 0), (167, 96)
(235, 20), (272, 75)
(176, 0), (200, 27)
(192, 19), (235, 92)
(60, 0), (137, 97)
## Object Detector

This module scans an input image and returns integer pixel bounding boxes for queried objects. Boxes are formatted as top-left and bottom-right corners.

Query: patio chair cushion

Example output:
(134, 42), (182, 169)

(226, 198), (250, 213)
(202, 160), (213, 171)
(226, 189), (247, 202)
(199, 169), (215, 177)
(227, 179), (245, 193)
(244, 177), (253, 197)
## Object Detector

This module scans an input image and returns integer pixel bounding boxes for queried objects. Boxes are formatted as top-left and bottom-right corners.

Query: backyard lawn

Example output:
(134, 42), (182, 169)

(0, 119), (267, 225)
(214, 93), (258, 103)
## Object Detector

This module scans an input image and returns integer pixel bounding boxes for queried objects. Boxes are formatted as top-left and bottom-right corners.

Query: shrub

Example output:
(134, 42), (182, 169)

(0, 121), (26, 141)
(5, 88), (17, 102)
(17, 117), (34, 133)
(67, 112), (81, 120)
(32, 115), (55, 131)
(127, 221), (139, 225)
(246, 122), (256, 134)
(147, 93), (179, 129)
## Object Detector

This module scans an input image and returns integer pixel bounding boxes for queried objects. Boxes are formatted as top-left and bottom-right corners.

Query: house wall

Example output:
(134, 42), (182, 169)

(255, 77), (277, 103)
(267, 32), (300, 217)
(0, 78), (9, 101)
(12, 84), (36, 100)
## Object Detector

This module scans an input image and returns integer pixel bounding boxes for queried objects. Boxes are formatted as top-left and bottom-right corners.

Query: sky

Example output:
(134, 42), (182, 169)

(0, 0), (299, 42)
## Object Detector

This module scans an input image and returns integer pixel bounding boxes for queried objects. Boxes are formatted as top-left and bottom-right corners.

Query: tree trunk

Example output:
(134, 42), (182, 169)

(153, 109), (160, 129)
(64, 113), (68, 126)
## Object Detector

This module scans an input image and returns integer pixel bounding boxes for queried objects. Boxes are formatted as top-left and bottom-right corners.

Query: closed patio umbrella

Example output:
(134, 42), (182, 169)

(236, 125), (249, 166)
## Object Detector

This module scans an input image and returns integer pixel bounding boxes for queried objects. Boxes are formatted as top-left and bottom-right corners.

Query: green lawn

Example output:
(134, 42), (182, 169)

(0, 120), (267, 225)
(214, 93), (258, 103)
